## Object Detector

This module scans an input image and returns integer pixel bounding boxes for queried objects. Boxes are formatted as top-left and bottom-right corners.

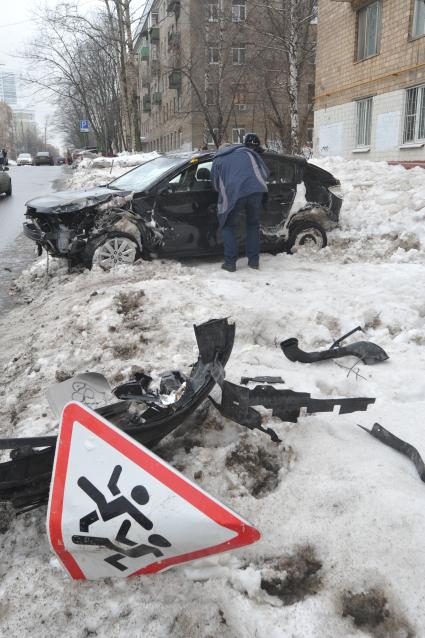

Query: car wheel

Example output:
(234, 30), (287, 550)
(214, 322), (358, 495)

(5, 182), (12, 197)
(91, 232), (140, 270)
(287, 221), (327, 254)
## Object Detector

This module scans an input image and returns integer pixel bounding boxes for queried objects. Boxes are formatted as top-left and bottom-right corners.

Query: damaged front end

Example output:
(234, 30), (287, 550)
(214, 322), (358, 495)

(0, 318), (235, 512)
(23, 189), (144, 267)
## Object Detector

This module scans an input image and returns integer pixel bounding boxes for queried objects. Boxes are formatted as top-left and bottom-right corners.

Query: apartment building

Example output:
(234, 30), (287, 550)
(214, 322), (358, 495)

(0, 69), (17, 106)
(314, 0), (425, 162)
(135, 0), (315, 153)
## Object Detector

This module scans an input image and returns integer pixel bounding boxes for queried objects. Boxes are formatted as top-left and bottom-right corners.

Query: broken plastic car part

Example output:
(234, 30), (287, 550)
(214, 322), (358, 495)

(212, 381), (375, 442)
(240, 376), (285, 385)
(0, 318), (235, 512)
(281, 326), (389, 365)
(358, 423), (425, 483)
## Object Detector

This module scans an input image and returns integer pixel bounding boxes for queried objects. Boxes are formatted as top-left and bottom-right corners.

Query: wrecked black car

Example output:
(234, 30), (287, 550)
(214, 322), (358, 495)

(23, 151), (343, 269)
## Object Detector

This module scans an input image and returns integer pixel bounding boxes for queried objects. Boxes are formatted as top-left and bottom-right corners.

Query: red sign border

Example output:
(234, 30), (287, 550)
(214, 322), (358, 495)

(48, 402), (260, 580)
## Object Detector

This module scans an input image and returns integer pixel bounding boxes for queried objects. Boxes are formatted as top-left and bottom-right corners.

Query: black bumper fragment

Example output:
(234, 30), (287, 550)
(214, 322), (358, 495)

(0, 318), (235, 511)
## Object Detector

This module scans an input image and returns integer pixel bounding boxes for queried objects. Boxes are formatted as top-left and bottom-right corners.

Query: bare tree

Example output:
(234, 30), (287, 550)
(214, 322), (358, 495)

(22, 1), (140, 152)
(103, 0), (142, 150)
(248, 0), (316, 153)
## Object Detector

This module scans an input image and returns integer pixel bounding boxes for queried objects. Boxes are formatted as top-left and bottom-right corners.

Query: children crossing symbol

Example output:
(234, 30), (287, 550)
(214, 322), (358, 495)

(47, 402), (260, 580)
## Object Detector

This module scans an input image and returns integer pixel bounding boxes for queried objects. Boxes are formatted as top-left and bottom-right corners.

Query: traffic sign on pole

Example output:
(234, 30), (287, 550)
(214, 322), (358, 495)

(47, 402), (260, 580)
(80, 120), (90, 133)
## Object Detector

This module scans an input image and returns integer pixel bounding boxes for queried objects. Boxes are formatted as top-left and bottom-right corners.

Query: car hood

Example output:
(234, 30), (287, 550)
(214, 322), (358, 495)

(26, 186), (132, 213)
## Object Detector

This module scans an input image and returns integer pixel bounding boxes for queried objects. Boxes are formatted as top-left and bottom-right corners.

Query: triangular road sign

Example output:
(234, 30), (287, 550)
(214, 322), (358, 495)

(47, 402), (260, 580)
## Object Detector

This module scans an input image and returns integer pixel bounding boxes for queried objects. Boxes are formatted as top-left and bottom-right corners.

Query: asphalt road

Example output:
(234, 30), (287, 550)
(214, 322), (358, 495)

(0, 165), (64, 313)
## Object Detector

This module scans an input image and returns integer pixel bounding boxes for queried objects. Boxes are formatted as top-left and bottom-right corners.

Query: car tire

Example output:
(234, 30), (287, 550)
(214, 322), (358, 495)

(5, 182), (12, 197)
(89, 232), (140, 270)
(287, 221), (327, 254)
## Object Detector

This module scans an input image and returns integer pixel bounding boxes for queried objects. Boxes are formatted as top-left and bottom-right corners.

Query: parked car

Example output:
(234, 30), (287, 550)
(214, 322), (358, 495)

(23, 151), (343, 269)
(33, 152), (54, 166)
(0, 166), (12, 197)
(17, 153), (33, 166)
(56, 156), (67, 165)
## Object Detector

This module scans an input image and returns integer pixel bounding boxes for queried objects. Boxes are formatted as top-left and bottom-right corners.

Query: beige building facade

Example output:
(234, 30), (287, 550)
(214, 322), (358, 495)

(314, 0), (425, 162)
(135, 0), (315, 153)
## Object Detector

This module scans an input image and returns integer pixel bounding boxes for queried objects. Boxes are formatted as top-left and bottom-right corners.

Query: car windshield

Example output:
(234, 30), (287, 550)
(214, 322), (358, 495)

(19, 154), (31, 158)
(108, 157), (184, 192)
(38, 152), (49, 156)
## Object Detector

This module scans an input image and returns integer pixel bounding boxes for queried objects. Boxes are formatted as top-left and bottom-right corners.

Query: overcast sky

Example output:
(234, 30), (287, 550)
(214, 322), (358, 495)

(0, 0), (105, 147)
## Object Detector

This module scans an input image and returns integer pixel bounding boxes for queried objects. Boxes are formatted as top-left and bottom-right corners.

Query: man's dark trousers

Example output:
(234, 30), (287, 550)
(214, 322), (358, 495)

(221, 192), (263, 268)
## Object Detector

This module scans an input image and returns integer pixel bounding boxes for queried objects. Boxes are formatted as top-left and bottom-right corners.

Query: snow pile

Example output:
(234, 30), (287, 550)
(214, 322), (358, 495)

(1, 157), (425, 636)
(68, 152), (161, 190)
(70, 153), (425, 264)
(91, 151), (160, 169)
(313, 156), (425, 263)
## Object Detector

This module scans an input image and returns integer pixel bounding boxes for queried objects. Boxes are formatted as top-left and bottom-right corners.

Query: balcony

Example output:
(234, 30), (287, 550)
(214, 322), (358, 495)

(169, 70), (182, 90)
(152, 92), (162, 105)
(143, 96), (151, 113)
(139, 47), (149, 62)
(149, 27), (160, 42)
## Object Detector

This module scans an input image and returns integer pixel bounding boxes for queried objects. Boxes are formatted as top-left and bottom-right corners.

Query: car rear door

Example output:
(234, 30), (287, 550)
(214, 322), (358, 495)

(260, 157), (297, 246)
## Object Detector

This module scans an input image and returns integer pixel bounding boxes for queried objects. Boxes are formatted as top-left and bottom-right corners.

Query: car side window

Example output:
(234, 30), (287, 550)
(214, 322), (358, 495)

(166, 161), (213, 192)
(278, 160), (295, 184)
(264, 159), (280, 185)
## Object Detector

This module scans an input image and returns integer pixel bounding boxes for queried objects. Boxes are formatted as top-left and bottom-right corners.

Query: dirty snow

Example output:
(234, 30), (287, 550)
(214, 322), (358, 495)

(0, 157), (424, 637)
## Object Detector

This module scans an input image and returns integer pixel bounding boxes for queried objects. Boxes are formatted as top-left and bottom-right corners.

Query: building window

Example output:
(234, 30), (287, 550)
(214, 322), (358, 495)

(150, 12), (159, 26)
(356, 97), (373, 147)
(232, 47), (246, 65)
(206, 85), (217, 105)
(232, 0), (246, 22)
(412, 0), (425, 38)
(357, 1), (381, 60)
(307, 83), (315, 107)
(209, 47), (219, 64)
(403, 85), (425, 143)
(233, 84), (247, 110)
(207, 0), (219, 22)
(232, 128), (246, 143)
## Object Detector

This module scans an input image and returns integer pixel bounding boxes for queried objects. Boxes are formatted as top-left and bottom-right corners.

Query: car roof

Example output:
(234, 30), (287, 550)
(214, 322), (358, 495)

(163, 149), (307, 167)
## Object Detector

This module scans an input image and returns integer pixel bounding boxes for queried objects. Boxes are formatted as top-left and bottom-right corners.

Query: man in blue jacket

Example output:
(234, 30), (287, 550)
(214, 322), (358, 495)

(211, 133), (269, 272)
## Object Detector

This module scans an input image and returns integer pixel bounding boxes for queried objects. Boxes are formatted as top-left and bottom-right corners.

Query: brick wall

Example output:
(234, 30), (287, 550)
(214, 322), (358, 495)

(316, 0), (425, 110)
(314, 0), (425, 160)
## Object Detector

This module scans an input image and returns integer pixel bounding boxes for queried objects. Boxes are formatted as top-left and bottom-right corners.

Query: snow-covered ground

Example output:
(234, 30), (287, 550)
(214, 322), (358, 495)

(0, 157), (424, 637)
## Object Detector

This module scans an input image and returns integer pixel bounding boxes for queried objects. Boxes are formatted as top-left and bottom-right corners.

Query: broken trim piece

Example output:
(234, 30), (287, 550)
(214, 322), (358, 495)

(358, 423), (425, 483)
(213, 381), (375, 442)
(240, 376), (285, 386)
(281, 327), (389, 366)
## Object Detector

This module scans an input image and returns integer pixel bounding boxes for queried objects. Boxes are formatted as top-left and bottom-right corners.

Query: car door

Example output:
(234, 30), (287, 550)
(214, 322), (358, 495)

(154, 160), (221, 256)
(262, 157), (297, 226)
